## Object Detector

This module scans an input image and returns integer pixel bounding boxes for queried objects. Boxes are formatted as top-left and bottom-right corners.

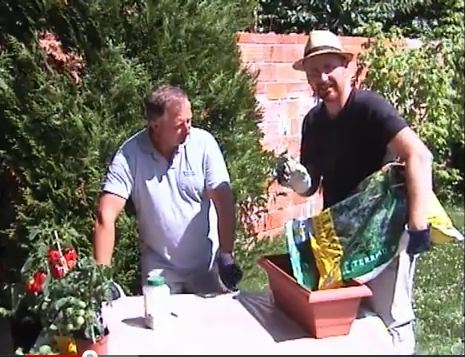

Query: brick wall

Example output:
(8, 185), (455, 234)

(235, 32), (368, 238)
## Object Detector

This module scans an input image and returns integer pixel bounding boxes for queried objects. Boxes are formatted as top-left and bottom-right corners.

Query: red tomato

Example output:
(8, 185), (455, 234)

(64, 248), (78, 270)
(47, 249), (61, 264)
(51, 264), (66, 279)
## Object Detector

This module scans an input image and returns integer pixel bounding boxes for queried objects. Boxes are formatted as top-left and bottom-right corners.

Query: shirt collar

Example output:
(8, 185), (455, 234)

(137, 127), (191, 156)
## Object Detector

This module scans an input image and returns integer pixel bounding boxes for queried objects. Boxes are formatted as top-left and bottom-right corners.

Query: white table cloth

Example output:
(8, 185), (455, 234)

(102, 290), (394, 355)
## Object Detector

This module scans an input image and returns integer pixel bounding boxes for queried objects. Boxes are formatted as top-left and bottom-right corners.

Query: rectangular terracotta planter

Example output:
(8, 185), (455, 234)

(258, 253), (372, 339)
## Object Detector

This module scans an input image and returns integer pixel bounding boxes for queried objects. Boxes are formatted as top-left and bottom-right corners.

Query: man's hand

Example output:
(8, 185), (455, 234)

(275, 156), (311, 194)
(407, 226), (431, 257)
(217, 253), (243, 291)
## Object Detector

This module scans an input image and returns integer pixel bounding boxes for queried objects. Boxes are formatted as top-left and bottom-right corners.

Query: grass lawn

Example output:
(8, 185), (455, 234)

(239, 206), (464, 355)
(414, 207), (464, 355)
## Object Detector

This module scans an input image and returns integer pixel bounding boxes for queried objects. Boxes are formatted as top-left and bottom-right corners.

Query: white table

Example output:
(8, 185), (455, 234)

(103, 290), (395, 355)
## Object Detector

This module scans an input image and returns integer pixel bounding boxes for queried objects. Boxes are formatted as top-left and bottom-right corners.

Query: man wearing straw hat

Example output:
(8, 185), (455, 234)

(276, 30), (433, 354)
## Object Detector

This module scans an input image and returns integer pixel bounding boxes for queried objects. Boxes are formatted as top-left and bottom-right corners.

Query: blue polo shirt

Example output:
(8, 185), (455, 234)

(102, 127), (230, 281)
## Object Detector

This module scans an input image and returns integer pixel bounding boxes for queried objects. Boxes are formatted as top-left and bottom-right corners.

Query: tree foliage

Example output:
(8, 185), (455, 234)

(253, 0), (463, 38)
(253, 0), (425, 35)
(356, 27), (464, 202)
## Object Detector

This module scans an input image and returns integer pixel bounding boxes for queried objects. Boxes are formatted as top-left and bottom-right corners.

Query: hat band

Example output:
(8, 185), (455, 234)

(304, 45), (343, 57)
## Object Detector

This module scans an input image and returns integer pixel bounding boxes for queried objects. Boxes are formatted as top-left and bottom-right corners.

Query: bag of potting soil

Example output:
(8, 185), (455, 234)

(285, 162), (464, 290)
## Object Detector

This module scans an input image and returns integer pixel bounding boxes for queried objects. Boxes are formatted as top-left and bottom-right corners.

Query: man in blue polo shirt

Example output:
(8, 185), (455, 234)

(93, 85), (242, 294)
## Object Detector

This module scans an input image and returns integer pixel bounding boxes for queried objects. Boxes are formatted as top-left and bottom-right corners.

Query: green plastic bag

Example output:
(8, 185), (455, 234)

(285, 163), (463, 290)
(286, 163), (408, 290)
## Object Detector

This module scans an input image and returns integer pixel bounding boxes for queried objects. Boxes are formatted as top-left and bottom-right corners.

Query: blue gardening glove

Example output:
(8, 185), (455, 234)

(217, 253), (243, 291)
(407, 226), (432, 257)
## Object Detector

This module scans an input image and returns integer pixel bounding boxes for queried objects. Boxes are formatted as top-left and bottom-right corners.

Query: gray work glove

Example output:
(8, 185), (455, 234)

(275, 155), (312, 194)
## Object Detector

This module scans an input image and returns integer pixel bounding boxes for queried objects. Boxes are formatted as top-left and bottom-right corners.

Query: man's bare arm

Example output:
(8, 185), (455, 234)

(388, 127), (433, 230)
(208, 182), (235, 254)
(93, 192), (127, 265)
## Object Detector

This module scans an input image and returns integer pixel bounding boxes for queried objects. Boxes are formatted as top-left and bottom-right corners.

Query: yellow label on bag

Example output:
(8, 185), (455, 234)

(311, 209), (344, 289)
(428, 193), (464, 244)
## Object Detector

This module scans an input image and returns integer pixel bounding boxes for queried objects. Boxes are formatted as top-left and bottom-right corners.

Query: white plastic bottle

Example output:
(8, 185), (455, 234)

(143, 273), (171, 330)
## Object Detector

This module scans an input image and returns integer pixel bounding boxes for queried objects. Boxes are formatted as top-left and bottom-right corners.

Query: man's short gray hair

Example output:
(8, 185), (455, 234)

(144, 85), (188, 122)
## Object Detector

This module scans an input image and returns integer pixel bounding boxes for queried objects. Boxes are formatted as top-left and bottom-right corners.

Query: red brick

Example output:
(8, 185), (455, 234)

(244, 63), (278, 82)
(267, 190), (293, 211)
(266, 180), (281, 192)
(270, 45), (304, 62)
(347, 60), (358, 71)
(263, 210), (287, 230)
(284, 205), (303, 224)
(262, 136), (287, 152)
(285, 100), (301, 121)
(284, 133), (301, 145)
(235, 32), (308, 45)
(311, 194), (324, 215)
(293, 203), (308, 218)
(242, 62), (258, 75)
(286, 205), (305, 220)
(260, 120), (282, 138)
(290, 118), (303, 136)
(257, 198), (318, 237)
(236, 32), (280, 44)
(239, 44), (273, 62)
(344, 48), (363, 59)
(259, 64), (278, 82)
(266, 83), (288, 100)
(286, 140), (301, 158)
(277, 33), (308, 45)
(260, 100), (280, 122)
(340, 36), (368, 48)
(276, 63), (307, 83)
(263, 120), (283, 138)
(284, 83), (311, 94)
(261, 132), (282, 145)
(255, 93), (269, 105)
(255, 82), (266, 94)
(291, 192), (309, 206)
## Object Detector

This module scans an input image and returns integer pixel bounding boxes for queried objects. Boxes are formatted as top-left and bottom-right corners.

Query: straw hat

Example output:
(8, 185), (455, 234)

(293, 30), (353, 71)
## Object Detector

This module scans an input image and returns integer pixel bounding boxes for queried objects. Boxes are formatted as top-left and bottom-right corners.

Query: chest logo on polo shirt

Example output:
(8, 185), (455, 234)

(183, 170), (196, 177)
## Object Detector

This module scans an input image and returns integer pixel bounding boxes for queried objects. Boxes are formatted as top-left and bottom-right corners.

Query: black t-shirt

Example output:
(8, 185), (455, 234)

(300, 88), (407, 208)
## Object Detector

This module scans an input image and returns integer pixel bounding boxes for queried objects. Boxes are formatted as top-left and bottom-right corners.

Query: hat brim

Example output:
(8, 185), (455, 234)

(292, 50), (354, 71)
